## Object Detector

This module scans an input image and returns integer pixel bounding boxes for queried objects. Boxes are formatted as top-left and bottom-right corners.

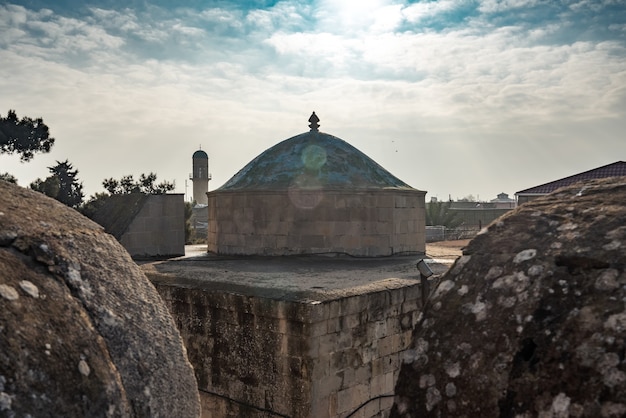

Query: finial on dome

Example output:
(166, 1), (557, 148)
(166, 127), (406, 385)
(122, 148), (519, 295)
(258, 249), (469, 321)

(308, 112), (320, 132)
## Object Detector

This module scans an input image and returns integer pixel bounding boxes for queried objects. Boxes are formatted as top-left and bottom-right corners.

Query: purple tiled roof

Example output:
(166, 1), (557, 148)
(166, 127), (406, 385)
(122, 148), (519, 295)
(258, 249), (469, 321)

(516, 161), (626, 195)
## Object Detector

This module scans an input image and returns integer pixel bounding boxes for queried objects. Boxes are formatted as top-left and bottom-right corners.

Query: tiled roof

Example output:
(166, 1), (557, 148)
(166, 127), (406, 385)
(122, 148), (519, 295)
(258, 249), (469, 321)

(516, 161), (626, 195)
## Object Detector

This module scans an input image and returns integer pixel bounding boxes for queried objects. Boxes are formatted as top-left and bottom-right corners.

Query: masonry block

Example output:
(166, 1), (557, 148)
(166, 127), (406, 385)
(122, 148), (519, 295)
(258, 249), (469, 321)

(153, 266), (421, 418)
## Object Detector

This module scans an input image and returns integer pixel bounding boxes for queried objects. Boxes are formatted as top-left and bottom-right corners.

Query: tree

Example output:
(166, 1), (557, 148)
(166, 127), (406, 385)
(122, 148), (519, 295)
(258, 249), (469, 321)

(30, 160), (84, 208)
(0, 172), (18, 184)
(0, 110), (55, 161)
(102, 173), (175, 195)
(425, 200), (463, 228)
(30, 176), (60, 199)
(81, 173), (175, 217)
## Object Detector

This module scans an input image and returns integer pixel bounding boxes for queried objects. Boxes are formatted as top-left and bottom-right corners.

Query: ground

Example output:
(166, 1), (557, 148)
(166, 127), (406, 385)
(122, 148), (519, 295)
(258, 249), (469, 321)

(425, 239), (469, 260)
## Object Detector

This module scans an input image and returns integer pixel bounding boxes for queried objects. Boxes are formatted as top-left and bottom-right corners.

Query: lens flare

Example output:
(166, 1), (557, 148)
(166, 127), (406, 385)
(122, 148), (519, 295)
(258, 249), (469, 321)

(302, 145), (327, 171)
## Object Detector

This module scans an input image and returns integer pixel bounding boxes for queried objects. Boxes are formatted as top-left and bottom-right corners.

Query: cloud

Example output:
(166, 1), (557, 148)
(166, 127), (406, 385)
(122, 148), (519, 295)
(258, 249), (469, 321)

(478, 0), (542, 14)
(403, 0), (463, 23)
(0, 4), (126, 66)
(1, 0), (625, 201)
(246, 2), (311, 32)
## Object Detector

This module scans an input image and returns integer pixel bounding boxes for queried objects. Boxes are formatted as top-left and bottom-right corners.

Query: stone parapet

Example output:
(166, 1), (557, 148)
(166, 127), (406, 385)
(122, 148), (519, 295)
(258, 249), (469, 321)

(154, 277), (422, 418)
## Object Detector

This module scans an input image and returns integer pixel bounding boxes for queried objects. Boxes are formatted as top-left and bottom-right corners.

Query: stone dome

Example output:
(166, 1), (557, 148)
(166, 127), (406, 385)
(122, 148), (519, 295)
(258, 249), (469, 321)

(207, 113), (426, 257)
(193, 149), (208, 159)
(219, 131), (413, 191)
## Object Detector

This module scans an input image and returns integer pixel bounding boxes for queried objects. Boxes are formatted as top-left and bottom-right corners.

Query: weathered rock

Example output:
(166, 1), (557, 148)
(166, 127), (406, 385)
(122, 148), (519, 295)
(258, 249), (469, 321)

(392, 177), (626, 417)
(0, 181), (200, 417)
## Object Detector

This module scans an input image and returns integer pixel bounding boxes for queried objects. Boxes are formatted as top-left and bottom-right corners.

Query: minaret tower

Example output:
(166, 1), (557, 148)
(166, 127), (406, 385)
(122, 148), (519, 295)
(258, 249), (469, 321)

(190, 147), (210, 205)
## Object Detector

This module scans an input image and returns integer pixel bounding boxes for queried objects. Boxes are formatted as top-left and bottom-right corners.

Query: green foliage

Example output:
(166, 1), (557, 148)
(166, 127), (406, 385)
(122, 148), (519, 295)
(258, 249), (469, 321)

(102, 173), (175, 195)
(0, 110), (55, 162)
(81, 173), (175, 218)
(79, 192), (110, 219)
(30, 176), (60, 198)
(0, 172), (18, 184)
(425, 200), (463, 228)
(30, 160), (84, 208)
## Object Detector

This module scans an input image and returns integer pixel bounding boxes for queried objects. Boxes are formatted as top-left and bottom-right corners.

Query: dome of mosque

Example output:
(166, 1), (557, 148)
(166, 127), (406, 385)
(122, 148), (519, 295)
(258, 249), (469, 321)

(219, 113), (413, 191)
(207, 113), (425, 257)
(193, 150), (208, 159)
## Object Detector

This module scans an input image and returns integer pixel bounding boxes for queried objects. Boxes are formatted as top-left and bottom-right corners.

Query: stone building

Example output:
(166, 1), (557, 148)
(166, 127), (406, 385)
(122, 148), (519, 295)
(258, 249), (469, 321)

(89, 193), (185, 258)
(144, 113), (430, 417)
(207, 113), (426, 257)
(516, 160), (626, 204)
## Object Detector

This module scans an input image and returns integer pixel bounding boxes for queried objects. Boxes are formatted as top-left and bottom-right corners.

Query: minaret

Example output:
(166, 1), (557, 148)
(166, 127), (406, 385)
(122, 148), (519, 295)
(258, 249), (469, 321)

(190, 148), (210, 205)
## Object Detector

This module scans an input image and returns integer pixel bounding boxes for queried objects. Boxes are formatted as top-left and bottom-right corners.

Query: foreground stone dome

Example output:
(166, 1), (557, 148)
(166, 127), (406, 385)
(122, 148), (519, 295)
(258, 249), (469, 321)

(207, 113), (426, 257)
(0, 181), (200, 417)
(392, 177), (626, 417)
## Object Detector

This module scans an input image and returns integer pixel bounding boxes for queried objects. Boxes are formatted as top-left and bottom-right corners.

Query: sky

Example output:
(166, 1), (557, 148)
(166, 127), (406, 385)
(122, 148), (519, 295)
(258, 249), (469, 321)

(1, 0), (625, 203)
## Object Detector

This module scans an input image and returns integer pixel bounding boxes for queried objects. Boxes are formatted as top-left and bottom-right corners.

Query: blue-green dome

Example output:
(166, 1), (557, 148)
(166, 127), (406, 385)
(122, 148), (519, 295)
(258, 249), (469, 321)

(218, 131), (413, 191)
(193, 150), (208, 159)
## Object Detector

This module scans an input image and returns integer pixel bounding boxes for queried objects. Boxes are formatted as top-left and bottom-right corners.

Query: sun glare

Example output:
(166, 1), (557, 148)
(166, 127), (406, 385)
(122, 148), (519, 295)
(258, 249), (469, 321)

(325, 0), (390, 29)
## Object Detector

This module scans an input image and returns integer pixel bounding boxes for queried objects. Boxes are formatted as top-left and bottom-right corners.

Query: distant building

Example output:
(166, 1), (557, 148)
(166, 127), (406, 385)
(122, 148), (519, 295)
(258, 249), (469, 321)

(448, 193), (516, 231)
(89, 193), (185, 258)
(490, 192), (516, 209)
(516, 161), (626, 204)
(190, 149), (211, 205)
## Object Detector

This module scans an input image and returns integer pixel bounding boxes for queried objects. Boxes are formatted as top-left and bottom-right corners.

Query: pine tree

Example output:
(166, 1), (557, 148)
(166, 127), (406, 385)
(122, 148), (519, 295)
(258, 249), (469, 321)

(0, 110), (55, 161)
(31, 160), (84, 209)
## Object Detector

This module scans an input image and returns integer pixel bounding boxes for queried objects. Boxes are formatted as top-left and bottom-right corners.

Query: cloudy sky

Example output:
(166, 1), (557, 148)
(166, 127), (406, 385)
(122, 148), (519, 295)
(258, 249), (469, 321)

(1, 0), (625, 202)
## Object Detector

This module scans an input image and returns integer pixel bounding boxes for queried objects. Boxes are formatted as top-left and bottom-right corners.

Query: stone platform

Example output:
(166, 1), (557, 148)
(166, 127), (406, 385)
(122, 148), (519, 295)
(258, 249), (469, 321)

(142, 249), (449, 418)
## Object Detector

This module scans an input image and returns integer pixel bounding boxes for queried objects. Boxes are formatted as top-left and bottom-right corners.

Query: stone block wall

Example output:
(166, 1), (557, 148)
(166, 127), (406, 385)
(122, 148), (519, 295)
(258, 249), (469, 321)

(206, 189), (426, 257)
(154, 279), (422, 418)
(308, 283), (421, 418)
(120, 194), (185, 257)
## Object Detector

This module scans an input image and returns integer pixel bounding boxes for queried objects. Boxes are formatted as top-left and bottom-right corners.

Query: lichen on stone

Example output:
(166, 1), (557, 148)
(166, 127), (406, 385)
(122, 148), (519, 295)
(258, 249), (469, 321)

(19, 280), (39, 298)
(0, 284), (18, 301)
(425, 386), (441, 411)
(513, 249), (537, 264)
(449, 255), (471, 276)
(595, 269), (620, 291)
(78, 359), (91, 377)
(391, 178), (626, 418)
(485, 266), (503, 281)
(0, 391), (12, 411)
(433, 280), (455, 299)
(603, 240), (621, 251)
(444, 361), (460, 378)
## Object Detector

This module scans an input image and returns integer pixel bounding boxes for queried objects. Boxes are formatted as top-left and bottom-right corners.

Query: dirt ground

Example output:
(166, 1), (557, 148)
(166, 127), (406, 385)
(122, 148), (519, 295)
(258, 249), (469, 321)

(425, 239), (470, 260)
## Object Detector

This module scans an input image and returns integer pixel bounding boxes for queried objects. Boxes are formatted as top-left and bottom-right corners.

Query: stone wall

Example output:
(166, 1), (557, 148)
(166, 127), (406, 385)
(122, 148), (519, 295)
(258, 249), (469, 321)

(207, 189), (426, 257)
(154, 279), (421, 418)
(308, 283), (421, 418)
(120, 194), (185, 257)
